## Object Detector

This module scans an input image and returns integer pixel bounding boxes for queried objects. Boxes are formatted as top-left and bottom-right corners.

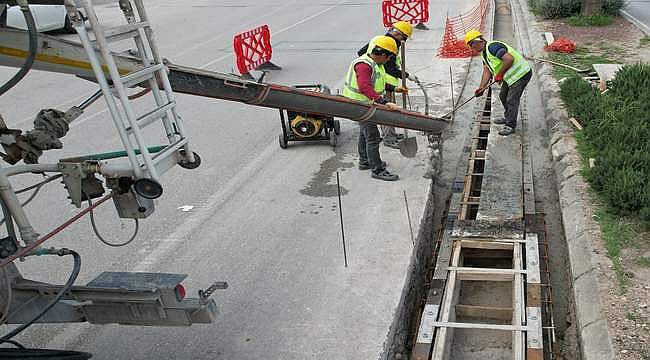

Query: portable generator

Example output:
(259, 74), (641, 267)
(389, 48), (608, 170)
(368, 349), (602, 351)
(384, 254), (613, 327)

(278, 84), (340, 149)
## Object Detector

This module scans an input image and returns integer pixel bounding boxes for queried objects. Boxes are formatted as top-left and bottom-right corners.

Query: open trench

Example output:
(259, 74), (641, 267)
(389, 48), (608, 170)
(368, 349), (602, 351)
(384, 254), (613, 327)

(382, 0), (579, 359)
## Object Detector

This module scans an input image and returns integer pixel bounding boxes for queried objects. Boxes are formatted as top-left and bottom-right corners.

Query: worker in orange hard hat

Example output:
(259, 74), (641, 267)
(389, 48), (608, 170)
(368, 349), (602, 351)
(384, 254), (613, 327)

(357, 21), (416, 149)
(343, 36), (400, 181)
(465, 29), (532, 136)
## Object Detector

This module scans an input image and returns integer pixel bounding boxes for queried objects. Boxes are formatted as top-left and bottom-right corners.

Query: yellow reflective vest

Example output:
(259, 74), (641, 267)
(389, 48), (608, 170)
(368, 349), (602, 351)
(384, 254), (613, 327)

(481, 41), (531, 86)
(343, 54), (386, 104)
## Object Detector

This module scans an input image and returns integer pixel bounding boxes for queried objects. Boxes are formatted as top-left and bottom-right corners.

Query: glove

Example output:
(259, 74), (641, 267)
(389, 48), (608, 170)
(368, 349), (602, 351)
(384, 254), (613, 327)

(395, 86), (409, 94)
(408, 74), (419, 82)
(385, 102), (401, 110)
(494, 73), (504, 82)
(474, 87), (485, 97)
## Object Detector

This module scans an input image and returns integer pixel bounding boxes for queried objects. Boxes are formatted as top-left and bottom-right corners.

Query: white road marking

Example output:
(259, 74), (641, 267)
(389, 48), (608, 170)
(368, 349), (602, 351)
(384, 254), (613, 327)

(199, 3), (343, 69)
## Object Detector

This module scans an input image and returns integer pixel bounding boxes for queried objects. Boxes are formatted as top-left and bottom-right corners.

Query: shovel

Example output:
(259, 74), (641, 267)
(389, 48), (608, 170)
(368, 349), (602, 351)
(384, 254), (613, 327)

(399, 41), (418, 158)
(441, 79), (496, 119)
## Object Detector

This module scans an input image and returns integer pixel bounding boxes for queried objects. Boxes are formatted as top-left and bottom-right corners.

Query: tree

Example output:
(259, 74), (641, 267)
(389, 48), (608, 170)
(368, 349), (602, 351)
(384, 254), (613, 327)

(581, 0), (603, 15)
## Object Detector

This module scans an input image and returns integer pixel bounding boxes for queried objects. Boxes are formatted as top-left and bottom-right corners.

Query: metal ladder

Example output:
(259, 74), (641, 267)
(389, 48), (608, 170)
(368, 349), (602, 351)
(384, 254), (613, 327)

(66, 0), (196, 182)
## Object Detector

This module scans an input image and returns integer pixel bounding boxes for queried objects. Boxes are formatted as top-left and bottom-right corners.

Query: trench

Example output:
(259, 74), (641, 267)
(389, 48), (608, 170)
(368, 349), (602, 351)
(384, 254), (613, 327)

(382, 0), (578, 359)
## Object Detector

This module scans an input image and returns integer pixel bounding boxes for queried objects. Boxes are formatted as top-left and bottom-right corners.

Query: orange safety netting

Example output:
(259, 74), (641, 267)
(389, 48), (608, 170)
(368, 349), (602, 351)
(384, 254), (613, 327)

(438, 0), (489, 58)
(544, 38), (576, 53)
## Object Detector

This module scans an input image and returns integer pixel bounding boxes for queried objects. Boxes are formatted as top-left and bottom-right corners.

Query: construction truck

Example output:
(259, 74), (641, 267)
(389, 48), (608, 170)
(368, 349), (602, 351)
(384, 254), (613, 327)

(0, 0), (448, 357)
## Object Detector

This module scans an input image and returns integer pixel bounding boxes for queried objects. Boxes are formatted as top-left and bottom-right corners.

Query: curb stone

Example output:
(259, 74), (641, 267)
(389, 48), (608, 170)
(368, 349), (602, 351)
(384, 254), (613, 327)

(511, 0), (617, 359)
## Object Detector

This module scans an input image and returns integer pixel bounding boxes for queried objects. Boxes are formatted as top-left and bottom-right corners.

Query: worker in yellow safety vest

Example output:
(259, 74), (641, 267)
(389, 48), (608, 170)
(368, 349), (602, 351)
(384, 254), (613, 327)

(357, 21), (415, 149)
(343, 36), (401, 181)
(465, 29), (532, 136)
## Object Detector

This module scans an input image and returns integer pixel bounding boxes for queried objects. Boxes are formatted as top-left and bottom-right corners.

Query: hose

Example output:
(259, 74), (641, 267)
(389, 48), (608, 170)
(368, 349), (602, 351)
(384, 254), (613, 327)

(87, 196), (139, 247)
(0, 199), (16, 326)
(0, 2), (37, 97)
(0, 268), (12, 326)
(0, 174), (64, 227)
(0, 249), (80, 341)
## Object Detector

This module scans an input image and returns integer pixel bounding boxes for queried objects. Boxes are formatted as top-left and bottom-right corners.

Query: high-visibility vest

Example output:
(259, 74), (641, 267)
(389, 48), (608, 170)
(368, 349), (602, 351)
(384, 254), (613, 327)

(343, 54), (386, 103)
(367, 35), (401, 87)
(481, 41), (531, 86)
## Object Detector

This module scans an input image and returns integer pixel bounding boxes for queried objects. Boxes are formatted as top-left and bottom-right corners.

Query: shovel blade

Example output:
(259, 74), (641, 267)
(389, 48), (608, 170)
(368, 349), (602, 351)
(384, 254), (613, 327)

(399, 137), (418, 158)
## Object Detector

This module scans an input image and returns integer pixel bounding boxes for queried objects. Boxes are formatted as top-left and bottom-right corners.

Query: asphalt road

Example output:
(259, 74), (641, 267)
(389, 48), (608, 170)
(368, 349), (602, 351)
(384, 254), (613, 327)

(624, 0), (650, 34)
(0, 1), (471, 358)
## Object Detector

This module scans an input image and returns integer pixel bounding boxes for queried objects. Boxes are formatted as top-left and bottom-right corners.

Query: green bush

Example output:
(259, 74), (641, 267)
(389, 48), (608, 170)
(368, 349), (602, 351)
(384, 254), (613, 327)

(530, 0), (625, 18)
(601, 0), (626, 15)
(609, 64), (650, 99)
(529, 0), (580, 18)
(640, 207), (650, 223)
(559, 65), (650, 221)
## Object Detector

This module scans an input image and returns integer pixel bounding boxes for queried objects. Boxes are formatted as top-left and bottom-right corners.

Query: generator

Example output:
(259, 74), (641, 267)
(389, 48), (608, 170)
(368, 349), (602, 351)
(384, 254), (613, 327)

(278, 84), (340, 149)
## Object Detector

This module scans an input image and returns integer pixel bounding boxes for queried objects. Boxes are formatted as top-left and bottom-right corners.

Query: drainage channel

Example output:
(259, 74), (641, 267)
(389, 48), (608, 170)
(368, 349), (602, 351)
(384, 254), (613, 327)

(404, 10), (561, 357)
(406, 88), (554, 360)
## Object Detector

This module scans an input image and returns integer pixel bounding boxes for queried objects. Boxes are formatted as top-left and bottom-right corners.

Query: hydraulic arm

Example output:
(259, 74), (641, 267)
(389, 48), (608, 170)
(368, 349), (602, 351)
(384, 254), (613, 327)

(0, 28), (449, 133)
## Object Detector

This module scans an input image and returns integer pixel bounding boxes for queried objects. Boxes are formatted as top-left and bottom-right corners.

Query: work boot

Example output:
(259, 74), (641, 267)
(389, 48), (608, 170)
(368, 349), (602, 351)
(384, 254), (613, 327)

(493, 118), (507, 125)
(498, 125), (515, 136)
(371, 169), (399, 181)
(358, 161), (387, 171)
(384, 139), (401, 149)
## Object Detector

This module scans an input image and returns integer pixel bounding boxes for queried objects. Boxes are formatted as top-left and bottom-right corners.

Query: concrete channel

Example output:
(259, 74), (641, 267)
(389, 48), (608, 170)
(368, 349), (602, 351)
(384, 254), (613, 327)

(381, 0), (582, 359)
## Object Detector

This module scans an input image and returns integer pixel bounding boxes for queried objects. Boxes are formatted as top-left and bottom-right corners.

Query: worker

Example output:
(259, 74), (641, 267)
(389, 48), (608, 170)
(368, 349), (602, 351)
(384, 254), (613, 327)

(465, 29), (532, 136)
(343, 35), (401, 181)
(358, 21), (416, 149)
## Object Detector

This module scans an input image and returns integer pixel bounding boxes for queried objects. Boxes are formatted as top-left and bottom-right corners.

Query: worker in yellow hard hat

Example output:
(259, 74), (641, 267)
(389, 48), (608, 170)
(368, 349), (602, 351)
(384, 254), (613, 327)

(357, 21), (415, 149)
(343, 35), (400, 181)
(465, 29), (532, 136)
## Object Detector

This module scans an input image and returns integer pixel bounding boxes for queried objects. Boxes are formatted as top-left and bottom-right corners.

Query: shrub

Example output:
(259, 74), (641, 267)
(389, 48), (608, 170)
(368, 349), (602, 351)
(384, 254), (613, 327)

(640, 207), (650, 223)
(530, 0), (581, 18)
(608, 64), (650, 101)
(601, 0), (626, 15)
(559, 65), (650, 219)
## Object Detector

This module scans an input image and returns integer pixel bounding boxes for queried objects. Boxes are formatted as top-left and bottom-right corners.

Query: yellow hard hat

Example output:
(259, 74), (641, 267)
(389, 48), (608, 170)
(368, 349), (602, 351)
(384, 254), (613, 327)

(372, 35), (398, 55)
(392, 21), (413, 38)
(464, 29), (483, 46)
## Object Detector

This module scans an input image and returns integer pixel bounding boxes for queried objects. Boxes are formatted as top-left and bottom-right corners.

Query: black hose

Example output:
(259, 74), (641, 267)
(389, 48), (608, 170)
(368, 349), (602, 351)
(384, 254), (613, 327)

(0, 174), (64, 226)
(0, 249), (81, 341)
(0, 3), (37, 97)
(0, 348), (92, 359)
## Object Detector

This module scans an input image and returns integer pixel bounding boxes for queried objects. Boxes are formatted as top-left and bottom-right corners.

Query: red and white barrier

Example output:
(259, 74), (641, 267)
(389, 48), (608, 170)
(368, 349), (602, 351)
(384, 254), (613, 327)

(381, 0), (429, 28)
(233, 24), (281, 75)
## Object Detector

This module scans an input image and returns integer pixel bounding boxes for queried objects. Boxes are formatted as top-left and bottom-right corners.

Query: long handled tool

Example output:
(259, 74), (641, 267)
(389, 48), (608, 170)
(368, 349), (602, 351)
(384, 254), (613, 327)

(441, 79), (495, 119)
(399, 41), (418, 158)
(524, 55), (590, 73)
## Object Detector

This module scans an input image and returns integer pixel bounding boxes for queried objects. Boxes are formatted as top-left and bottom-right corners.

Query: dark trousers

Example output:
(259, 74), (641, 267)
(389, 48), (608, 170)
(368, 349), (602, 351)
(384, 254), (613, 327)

(499, 70), (532, 129)
(358, 122), (384, 172)
(380, 90), (398, 139)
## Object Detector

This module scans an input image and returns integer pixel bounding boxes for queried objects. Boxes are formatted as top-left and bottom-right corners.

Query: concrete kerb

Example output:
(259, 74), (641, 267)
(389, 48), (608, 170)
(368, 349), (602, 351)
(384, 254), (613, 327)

(620, 9), (650, 36)
(511, 0), (616, 358)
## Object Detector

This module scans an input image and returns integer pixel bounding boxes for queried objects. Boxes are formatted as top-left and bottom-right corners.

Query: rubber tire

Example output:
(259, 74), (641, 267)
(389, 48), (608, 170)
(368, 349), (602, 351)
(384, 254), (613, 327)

(279, 133), (288, 149)
(333, 119), (341, 135)
(178, 151), (202, 169)
(328, 131), (337, 147)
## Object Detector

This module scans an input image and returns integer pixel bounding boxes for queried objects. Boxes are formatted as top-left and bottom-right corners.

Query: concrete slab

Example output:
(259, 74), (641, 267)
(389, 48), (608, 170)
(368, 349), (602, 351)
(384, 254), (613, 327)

(476, 91), (523, 222)
(592, 63), (624, 83)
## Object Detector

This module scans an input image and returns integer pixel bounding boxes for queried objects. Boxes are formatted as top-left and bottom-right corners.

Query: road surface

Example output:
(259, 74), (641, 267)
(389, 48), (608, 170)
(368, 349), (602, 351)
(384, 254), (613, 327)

(0, 1), (472, 358)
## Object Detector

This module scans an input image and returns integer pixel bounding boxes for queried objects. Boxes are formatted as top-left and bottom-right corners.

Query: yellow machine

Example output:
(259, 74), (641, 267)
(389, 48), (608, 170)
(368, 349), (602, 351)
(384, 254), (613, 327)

(278, 85), (340, 149)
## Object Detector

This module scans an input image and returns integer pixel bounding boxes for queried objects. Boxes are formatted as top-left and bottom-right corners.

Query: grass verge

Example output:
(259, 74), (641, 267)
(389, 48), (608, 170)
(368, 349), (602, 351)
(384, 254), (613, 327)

(546, 45), (620, 79)
(593, 206), (639, 291)
(566, 13), (614, 26)
(641, 36), (650, 48)
(551, 49), (650, 292)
